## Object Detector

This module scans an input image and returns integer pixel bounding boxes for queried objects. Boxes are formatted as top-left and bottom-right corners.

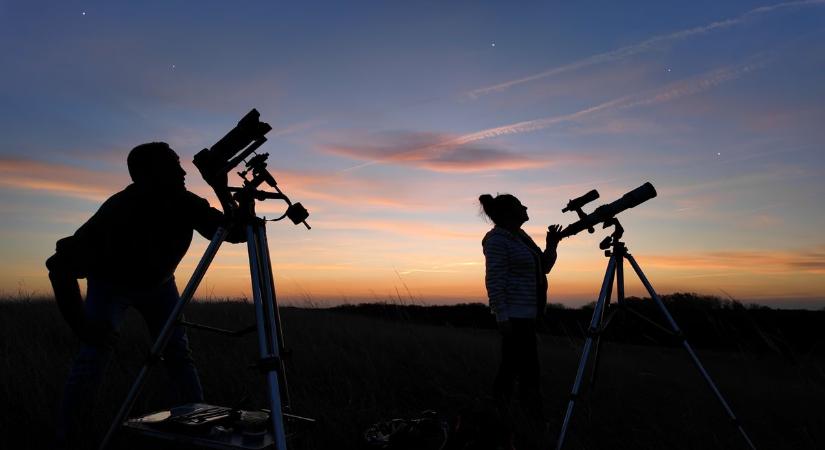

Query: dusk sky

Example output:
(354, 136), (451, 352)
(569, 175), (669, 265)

(1, 1), (824, 308)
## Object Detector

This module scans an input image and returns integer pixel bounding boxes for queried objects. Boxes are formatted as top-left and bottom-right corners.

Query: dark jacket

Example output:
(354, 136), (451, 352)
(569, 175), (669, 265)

(66, 183), (243, 290)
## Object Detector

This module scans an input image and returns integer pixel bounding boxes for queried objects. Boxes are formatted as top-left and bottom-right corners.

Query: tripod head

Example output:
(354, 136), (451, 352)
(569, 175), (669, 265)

(193, 109), (310, 229)
(598, 218), (625, 256)
(231, 153), (310, 229)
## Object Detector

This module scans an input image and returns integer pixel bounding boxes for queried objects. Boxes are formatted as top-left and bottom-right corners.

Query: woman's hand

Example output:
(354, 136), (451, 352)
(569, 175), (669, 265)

(546, 224), (563, 249)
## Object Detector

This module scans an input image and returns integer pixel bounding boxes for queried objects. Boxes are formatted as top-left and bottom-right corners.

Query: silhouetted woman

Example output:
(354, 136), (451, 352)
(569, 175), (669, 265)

(479, 193), (562, 418)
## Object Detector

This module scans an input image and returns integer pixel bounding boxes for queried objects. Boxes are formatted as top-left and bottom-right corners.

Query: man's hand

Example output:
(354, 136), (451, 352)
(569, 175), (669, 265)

(546, 224), (563, 249)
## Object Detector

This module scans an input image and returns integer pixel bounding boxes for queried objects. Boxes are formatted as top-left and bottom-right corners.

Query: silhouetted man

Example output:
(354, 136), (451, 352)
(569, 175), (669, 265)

(46, 142), (244, 448)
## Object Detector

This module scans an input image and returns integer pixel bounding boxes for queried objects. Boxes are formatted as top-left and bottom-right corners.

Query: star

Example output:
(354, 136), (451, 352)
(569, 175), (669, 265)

(717, 152), (721, 156)
(81, 11), (86, 16)
(666, 67), (672, 72)
(171, 64), (176, 70)
(491, 42), (496, 47)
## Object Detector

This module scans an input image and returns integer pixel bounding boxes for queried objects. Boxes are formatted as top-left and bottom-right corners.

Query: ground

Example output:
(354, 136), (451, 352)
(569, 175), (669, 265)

(2, 300), (823, 449)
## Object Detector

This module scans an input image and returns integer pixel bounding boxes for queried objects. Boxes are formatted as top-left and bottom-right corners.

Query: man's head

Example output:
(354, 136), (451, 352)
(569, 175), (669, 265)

(127, 142), (186, 189)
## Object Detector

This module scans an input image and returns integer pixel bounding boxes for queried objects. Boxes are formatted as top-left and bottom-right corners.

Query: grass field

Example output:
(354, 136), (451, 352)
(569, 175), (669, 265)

(2, 298), (824, 449)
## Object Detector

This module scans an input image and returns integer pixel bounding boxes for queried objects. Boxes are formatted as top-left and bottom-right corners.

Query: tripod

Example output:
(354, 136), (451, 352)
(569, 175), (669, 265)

(100, 186), (305, 450)
(555, 220), (757, 450)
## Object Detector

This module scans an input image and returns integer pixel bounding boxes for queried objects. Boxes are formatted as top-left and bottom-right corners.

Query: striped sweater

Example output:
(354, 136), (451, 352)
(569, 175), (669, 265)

(482, 226), (553, 321)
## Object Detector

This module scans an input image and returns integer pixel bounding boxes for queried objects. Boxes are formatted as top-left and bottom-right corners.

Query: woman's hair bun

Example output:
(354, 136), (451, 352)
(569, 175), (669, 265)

(479, 194), (498, 222)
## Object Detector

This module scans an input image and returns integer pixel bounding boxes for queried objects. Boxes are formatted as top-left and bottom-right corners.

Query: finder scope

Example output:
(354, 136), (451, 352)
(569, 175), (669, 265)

(562, 189), (599, 213)
(562, 189), (600, 234)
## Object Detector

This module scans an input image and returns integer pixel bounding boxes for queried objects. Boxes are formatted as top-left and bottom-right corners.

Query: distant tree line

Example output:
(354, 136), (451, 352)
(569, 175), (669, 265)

(333, 292), (825, 362)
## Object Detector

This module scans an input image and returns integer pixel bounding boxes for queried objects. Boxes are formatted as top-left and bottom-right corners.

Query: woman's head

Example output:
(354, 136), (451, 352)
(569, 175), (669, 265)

(479, 193), (529, 228)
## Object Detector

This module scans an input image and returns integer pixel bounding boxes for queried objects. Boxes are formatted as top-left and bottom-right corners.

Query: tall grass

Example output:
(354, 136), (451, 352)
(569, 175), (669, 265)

(1, 297), (824, 449)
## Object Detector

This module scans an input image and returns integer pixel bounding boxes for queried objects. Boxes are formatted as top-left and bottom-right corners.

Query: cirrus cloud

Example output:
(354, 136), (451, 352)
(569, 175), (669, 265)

(0, 157), (126, 201)
(323, 130), (549, 173)
(643, 246), (825, 275)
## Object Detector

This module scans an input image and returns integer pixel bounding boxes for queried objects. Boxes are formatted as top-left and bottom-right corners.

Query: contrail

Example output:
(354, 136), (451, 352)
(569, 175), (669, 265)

(467, 0), (823, 98)
(434, 56), (771, 150)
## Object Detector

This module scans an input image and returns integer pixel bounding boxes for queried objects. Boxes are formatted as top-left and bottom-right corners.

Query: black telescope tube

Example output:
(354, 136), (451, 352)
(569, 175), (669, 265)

(560, 182), (657, 238)
(193, 109), (272, 187)
(209, 109), (272, 163)
(192, 109), (274, 217)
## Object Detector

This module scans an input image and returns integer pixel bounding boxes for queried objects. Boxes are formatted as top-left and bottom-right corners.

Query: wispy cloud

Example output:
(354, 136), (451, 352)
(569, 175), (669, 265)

(0, 157), (126, 201)
(324, 131), (550, 173)
(0, 155), (435, 214)
(563, 117), (673, 136)
(660, 165), (810, 199)
(310, 218), (478, 241)
(232, 167), (449, 213)
(643, 246), (825, 274)
(271, 119), (325, 137)
(467, 0), (824, 98)
(398, 261), (482, 275)
(622, 59), (769, 109)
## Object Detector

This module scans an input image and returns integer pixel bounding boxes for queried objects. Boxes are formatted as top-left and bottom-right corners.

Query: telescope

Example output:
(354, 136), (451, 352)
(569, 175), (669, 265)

(103, 109), (313, 450)
(559, 182), (656, 239)
(552, 180), (757, 450)
(193, 109), (309, 228)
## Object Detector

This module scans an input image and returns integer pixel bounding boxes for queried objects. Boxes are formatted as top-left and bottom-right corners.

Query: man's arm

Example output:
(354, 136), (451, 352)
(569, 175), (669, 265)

(188, 193), (247, 243)
(46, 237), (87, 338)
(46, 194), (122, 344)
(46, 198), (108, 336)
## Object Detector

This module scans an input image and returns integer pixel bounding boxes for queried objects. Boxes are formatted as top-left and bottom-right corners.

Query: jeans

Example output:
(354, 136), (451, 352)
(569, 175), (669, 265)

(493, 318), (542, 417)
(55, 277), (203, 447)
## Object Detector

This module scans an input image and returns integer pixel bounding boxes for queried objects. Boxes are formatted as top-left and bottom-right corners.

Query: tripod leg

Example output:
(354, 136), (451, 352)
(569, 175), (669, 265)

(556, 255), (616, 450)
(616, 254), (625, 305)
(591, 251), (625, 387)
(625, 254), (757, 450)
(100, 228), (229, 450)
(247, 224), (288, 450)
(589, 255), (616, 389)
(256, 223), (291, 408)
